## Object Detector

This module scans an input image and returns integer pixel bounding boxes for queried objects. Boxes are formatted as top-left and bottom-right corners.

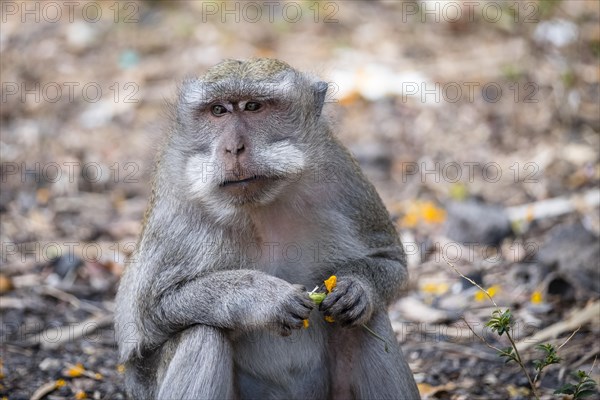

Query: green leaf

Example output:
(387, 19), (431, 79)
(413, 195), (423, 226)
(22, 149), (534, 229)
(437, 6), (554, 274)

(498, 347), (516, 364)
(554, 383), (576, 394)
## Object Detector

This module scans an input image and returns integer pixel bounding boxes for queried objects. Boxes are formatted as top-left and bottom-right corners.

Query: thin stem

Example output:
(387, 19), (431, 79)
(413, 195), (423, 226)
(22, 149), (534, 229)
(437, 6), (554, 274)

(588, 356), (597, 376)
(558, 326), (581, 350)
(362, 324), (390, 353)
(444, 257), (539, 399)
(442, 256), (499, 309)
(460, 317), (505, 354)
(505, 330), (539, 399)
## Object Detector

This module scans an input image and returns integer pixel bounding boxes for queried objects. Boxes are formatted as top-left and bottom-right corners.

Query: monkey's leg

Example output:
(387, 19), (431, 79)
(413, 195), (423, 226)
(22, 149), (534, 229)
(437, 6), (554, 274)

(157, 325), (236, 400)
(329, 310), (420, 400)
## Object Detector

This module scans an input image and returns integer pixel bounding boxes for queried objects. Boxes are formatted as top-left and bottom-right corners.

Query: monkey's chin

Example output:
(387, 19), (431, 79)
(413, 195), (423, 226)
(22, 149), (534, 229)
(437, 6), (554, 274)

(219, 176), (284, 206)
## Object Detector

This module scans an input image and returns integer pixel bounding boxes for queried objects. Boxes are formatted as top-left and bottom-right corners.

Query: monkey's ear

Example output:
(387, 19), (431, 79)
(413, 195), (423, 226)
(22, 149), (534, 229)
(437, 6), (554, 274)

(314, 81), (328, 117)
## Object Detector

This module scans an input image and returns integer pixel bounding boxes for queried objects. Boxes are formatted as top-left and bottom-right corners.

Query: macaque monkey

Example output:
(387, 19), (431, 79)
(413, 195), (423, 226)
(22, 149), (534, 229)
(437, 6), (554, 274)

(115, 58), (420, 400)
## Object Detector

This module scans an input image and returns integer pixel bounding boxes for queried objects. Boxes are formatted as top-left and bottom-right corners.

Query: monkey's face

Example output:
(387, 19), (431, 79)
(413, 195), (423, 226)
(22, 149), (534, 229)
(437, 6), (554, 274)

(172, 59), (328, 214)
(207, 99), (304, 206)
(178, 85), (308, 210)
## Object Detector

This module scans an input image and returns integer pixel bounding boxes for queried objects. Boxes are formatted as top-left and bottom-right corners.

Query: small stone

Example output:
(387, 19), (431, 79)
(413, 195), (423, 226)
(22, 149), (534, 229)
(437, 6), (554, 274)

(39, 358), (61, 372)
(537, 222), (600, 293)
(443, 200), (512, 246)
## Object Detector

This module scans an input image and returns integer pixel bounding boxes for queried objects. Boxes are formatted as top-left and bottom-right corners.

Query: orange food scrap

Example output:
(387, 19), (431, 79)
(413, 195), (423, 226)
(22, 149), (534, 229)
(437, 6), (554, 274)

(324, 275), (337, 293)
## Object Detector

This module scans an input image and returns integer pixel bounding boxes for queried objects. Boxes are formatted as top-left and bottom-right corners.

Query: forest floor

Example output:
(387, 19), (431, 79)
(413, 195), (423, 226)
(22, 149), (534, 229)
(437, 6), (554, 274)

(1, 1), (599, 399)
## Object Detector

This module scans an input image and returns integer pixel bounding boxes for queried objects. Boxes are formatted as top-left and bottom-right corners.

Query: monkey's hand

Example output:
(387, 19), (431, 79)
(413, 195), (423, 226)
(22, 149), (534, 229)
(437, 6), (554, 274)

(319, 276), (374, 327)
(270, 283), (314, 336)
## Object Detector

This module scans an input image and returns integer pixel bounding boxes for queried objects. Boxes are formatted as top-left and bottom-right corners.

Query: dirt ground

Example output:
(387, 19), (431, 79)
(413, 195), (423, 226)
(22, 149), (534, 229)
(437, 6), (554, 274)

(1, 1), (599, 399)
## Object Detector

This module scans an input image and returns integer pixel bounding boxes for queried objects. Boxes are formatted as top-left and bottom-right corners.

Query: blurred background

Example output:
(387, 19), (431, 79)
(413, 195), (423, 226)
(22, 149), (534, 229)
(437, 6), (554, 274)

(1, 1), (598, 398)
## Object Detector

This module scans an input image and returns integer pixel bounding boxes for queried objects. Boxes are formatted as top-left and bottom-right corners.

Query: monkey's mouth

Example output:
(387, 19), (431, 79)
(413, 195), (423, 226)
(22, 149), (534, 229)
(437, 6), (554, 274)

(219, 174), (282, 203)
(221, 175), (269, 187)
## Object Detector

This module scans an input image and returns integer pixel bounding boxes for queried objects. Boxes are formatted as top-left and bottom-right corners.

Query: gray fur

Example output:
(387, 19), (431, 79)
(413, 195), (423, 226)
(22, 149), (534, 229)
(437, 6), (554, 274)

(115, 58), (420, 399)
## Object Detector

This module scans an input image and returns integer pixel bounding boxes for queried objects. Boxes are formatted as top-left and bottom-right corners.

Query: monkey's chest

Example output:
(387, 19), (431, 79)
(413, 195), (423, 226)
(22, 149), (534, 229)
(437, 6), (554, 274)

(242, 222), (323, 282)
(245, 206), (365, 280)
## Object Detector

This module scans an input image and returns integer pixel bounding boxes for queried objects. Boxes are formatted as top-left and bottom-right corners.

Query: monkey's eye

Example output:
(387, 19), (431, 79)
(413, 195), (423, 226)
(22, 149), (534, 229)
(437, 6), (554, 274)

(244, 102), (262, 112)
(211, 104), (227, 116)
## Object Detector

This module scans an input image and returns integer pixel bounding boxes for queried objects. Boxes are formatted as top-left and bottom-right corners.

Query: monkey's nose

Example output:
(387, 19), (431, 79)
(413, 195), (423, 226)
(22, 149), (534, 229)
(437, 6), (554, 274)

(226, 142), (245, 155)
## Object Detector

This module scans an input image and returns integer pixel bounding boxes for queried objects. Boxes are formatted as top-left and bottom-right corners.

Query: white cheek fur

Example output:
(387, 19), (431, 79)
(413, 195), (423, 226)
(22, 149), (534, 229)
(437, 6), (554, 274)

(254, 141), (305, 175)
(185, 153), (218, 200)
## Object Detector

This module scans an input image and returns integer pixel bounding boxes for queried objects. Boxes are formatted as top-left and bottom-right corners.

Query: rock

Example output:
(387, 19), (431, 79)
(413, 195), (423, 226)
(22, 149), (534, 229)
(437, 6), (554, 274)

(537, 221), (600, 293)
(49, 253), (83, 280)
(443, 200), (512, 246)
(67, 22), (99, 50)
(39, 358), (61, 372)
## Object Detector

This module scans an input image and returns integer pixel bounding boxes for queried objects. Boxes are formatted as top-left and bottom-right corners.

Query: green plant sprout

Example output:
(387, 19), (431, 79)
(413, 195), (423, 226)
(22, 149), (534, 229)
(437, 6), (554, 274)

(554, 367), (598, 399)
(443, 257), (597, 400)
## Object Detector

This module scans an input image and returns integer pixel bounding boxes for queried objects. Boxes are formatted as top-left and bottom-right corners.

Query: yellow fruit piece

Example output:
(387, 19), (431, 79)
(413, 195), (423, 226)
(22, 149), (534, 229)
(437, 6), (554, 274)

(324, 316), (335, 323)
(324, 276), (337, 293)
(55, 379), (66, 388)
(303, 319), (309, 329)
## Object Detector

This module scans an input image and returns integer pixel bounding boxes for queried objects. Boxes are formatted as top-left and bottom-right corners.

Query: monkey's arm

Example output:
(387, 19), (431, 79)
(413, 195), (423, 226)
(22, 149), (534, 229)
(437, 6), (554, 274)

(319, 164), (408, 326)
(145, 269), (313, 341)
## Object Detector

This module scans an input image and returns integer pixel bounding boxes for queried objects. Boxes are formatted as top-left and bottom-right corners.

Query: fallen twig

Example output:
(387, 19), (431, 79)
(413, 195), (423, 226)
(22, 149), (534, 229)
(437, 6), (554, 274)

(37, 285), (105, 314)
(32, 314), (113, 350)
(30, 380), (63, 400)
(516, 301), (600, 352)
(505, 189), (599, 223)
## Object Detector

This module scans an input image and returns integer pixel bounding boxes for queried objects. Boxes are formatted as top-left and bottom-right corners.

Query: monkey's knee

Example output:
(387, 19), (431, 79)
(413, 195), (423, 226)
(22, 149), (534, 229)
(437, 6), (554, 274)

(157, 325), (235, 400)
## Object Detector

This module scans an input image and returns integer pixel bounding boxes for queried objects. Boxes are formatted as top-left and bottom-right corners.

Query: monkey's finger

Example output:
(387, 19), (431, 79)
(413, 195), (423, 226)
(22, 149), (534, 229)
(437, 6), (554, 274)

(300, 296), (316, 310)
(279, 325), (293, 336)
(319, 281), (351, 312)
(287, 307), (311, 321)
(284, 298), (313, 319)
(293, 292), (316, 311)
(327, 292), (362, 318)
(280, 314), (307, 332)
(337, 299), (369, 327)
